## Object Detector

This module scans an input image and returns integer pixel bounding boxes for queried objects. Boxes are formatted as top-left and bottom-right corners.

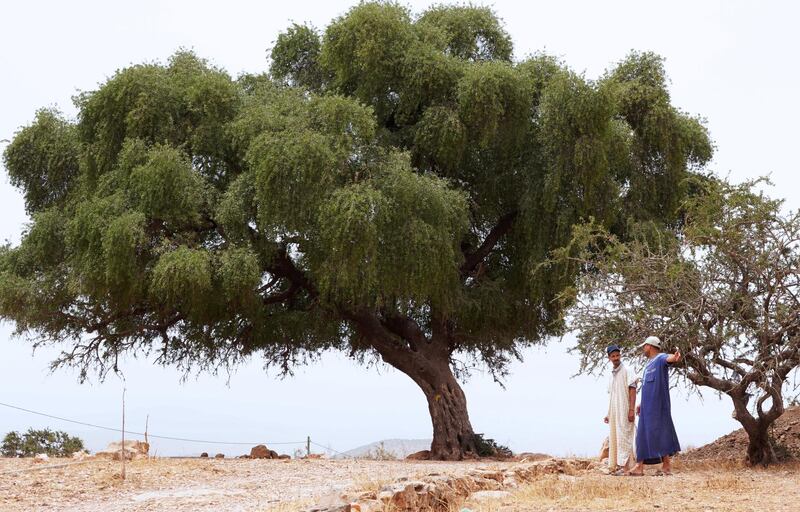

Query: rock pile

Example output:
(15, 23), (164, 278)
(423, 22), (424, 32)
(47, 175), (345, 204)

(242, 445), (292, 459)
(95, 440), (149, 461)
(305, 458), (596, 512)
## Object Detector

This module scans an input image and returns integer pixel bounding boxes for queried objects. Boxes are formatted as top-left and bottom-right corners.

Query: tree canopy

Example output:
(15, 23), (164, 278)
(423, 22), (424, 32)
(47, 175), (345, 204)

(1, 2), (712, 459)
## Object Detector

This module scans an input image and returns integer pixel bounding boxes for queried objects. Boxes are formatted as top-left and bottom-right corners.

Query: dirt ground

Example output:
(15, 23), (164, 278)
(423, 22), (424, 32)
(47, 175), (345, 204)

(0, 457), (513, 511)
(1, 457), (798, 511)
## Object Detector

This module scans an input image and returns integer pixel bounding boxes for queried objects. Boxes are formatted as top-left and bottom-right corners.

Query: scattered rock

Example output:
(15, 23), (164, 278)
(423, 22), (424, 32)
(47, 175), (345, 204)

(214, 453), (225, 459)
(95, 440), (149, 461)
(306, 457), (596, 512)
(200, 452), (209, 458)
(405, 450), (430, 460)
(33, 453), (49, 463)
(514, 452), (552, 462)
(250, 445), (272, 459)
(71, 450), (91, 460)
(278, 454), (292, 460)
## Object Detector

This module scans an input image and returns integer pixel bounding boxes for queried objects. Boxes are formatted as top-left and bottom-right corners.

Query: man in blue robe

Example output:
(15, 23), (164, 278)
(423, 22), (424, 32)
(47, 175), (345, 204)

(629, 336), (681, 476)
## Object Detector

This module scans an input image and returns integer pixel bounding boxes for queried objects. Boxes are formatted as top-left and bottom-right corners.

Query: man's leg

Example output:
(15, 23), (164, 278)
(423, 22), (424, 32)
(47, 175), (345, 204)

(661, 455), (672, 475)
(628, 461), (644, 476)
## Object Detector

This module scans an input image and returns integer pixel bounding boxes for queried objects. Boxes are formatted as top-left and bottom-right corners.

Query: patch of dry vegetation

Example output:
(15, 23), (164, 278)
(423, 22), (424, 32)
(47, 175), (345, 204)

(459, 461), (800, 512)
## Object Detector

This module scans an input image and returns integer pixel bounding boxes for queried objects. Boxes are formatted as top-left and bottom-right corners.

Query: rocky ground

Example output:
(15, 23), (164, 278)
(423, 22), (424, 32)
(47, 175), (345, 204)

(1, 455), (798, 511)
(0, 457), (515, 511)
(684, 406), (800, 461)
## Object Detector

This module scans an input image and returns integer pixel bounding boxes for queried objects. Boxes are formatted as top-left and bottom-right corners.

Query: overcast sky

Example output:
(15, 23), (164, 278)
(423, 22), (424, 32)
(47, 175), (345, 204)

(1, 0), (798, 457)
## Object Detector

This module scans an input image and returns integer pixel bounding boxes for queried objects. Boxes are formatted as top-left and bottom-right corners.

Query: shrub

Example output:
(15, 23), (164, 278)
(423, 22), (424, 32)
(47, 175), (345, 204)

(1, 428), (85, 457)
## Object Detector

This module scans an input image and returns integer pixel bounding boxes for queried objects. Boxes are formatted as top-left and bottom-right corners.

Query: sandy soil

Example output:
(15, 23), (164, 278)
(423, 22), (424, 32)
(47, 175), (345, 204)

(2, 457), (798, 511)
(0, 457), (514, 511)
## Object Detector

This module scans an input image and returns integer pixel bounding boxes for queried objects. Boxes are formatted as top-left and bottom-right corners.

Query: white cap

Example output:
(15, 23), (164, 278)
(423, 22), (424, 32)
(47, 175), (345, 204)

(637, 336), (662, 349)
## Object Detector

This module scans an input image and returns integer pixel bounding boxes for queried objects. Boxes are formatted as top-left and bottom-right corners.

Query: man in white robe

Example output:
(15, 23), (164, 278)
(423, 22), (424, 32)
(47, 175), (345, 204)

(603, 344), (637, 474)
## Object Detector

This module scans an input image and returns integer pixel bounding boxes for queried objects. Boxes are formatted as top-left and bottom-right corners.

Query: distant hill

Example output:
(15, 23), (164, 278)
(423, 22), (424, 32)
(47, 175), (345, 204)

(336, 439), (432, 459)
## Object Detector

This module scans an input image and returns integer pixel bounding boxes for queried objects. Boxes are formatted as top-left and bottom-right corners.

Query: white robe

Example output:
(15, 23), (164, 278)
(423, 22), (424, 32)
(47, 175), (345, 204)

(607, 364), (637, 469)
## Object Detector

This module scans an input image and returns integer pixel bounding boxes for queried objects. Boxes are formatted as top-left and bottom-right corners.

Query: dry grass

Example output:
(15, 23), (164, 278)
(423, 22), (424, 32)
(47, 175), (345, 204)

(460, 462), (800, 512)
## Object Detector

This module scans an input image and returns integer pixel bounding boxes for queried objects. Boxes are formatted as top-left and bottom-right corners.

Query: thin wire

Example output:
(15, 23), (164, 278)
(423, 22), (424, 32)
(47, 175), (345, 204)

(0, 400), (304, 446)
(310, 440), (351, 458)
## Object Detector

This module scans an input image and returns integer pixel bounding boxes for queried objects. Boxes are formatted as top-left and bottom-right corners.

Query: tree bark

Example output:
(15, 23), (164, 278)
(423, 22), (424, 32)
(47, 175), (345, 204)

(744, 425), (777, 466)
(383, 347), (478, 460)
(416, 353), (478, 460)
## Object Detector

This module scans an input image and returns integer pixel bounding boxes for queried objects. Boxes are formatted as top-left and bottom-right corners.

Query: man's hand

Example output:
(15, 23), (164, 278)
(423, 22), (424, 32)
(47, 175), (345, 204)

(666, 348), (682, 364)
(604, 416), (609, 424)
(636, 405), (641, 416)
(628, 410), (635, 423)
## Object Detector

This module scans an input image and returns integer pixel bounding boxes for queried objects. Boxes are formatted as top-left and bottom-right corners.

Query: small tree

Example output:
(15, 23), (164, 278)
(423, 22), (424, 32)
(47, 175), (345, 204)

(551, 178), (800, 465)
(2, 428), (85, 457)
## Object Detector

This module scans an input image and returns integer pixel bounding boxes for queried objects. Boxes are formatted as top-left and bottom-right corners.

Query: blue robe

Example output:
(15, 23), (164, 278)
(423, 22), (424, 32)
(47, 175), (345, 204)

(636, 353), (680, 463)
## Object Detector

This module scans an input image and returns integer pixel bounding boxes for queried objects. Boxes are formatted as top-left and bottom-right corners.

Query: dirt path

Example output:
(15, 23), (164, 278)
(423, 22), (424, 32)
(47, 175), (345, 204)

(0, 457), (514, 511)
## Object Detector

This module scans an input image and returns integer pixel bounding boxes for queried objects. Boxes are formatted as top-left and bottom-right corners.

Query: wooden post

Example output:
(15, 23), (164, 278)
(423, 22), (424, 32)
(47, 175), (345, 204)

(121, 387), (126, 480)
(307, 436), (311, 458)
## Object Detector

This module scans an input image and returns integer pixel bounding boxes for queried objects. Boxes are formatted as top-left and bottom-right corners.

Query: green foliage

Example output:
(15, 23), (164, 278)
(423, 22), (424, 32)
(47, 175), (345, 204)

(151, 246), (213, 314)
(472, 433), (512, 457)
(416, 4), (513, 61)
(270, 23), (326, 90)
(1, 428), (85, 457)
(0, 4), (712, 386)
(128, 144), (206, 225)
(2, 109), (80, 214)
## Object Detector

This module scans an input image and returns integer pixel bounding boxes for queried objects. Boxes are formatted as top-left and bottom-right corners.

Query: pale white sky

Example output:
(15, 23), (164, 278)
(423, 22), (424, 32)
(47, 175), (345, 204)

(1, 0), (797, 457)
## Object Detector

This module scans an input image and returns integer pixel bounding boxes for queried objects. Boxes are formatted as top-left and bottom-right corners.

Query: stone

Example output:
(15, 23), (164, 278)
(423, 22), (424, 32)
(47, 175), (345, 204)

(469, 490), (512, 502)
(34, 453), (49, 463)
(250, 444), (272, 459)
(278, 454), (292, 459)
(200, 452), (209, 458)
(405, 450), (430, 460)
(71, 450), (90, 460)
(214, 453), (225, 459)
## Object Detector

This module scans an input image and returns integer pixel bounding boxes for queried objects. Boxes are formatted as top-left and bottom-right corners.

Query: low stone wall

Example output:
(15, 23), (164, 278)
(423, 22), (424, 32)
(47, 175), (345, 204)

(306, 458), (596, 512)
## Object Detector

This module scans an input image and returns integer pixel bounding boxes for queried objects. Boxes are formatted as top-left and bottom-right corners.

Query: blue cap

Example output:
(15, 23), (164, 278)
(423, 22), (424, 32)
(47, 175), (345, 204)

(606, 344), (621, 355)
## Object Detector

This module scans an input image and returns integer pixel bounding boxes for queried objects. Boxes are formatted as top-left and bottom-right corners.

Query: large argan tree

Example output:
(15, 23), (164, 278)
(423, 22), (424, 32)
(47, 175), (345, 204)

(0, 3), (711, 459)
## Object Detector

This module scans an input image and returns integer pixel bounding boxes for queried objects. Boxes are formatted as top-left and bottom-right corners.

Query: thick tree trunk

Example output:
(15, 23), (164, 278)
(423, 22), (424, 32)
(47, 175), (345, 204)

(729, 391), (781, 466)
(744, 426), (777, 466)
(374, 341), (478, 460)
(346, 311), (480, 460)
(418, 355), (478, 460)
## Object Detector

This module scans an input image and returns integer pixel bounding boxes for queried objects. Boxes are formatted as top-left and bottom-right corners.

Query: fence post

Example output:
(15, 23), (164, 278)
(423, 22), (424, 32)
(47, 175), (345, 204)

(307, 436), (311, 457)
